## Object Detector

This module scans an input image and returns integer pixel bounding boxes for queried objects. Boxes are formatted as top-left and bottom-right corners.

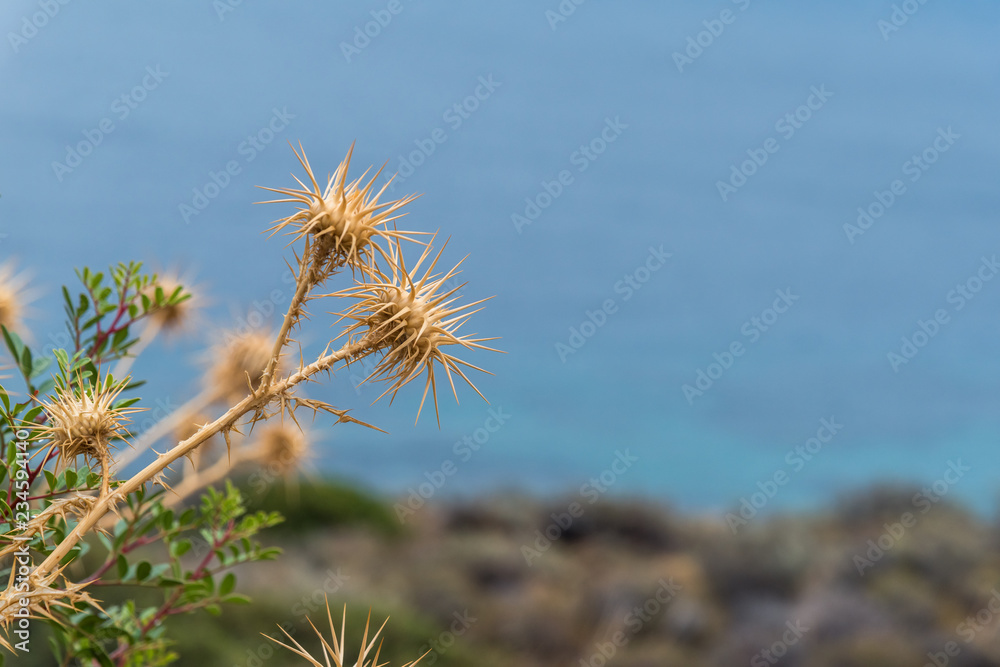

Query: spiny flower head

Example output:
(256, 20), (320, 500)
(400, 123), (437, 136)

(267, 601), (427, 667)
(333, 236), (499, 425)
(142, 272), (198, 333)
(0, 494), (96, 551)
(0, 260), (36, 333)
(256, 423), (310, 475)
(260, 143), (421, 272)
(37, 372), (137, 473)
(206, 331), (280, 403)
(0, 572), (100, 653)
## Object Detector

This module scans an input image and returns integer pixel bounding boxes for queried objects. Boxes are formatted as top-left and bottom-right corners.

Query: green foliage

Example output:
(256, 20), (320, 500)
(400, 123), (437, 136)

(65, 262), (189, 367)
(0, 263), (289, 665)
(249, 477), (401, 536)
(0, 259), (185, 443)
(165, 599), (483, 667)
(34, 483), (282, 665)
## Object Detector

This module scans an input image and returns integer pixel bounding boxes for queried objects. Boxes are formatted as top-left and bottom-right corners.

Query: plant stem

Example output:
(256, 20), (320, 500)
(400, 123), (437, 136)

(260, 249), (315, 390)
(33, 340), (370, 582)
(162, 446), (258, 510)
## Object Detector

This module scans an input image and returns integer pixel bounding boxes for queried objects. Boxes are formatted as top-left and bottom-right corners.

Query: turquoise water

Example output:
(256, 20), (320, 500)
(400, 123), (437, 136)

(3, 2), (1000, 516)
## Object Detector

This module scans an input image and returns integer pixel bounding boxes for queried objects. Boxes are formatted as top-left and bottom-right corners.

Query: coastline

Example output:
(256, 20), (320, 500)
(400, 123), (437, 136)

(167, 479), (1000, 666)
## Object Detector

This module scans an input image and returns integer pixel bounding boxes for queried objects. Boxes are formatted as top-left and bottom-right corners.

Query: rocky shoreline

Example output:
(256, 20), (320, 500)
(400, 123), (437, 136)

(209, 481), (1000, 667)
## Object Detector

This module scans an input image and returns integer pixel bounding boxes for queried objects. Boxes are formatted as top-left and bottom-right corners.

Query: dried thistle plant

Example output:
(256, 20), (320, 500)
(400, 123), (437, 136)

(0, 260), (36, 334)
(161, 421), (313, 511)
(260, 143), (421, 273)
(334, 236), (500, 424)
(141, 273), (198, 334)
(34, 371), (139, 496)
(206, 330), (280, 404)
(266, 600), (427, 667)
(257, 422), (311, 476)
(0, 570), (102, 654)
(0, 144), (498, 665)
(113, 271), (202, 379)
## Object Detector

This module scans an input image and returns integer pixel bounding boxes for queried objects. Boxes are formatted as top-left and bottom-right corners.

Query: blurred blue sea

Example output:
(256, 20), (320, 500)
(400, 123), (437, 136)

(2, 1), (1000, 516)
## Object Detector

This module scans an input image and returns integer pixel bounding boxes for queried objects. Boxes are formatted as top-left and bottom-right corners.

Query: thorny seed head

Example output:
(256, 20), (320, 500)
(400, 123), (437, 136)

(257, 423), (310, 475)
(0, 573), (100, 653)
(0, 260), (36, 334)
(333, 236), (500, 425)
(142, 273), (197, 333)
(0, 494), (96, 553)
(206, 332), (280, 403)
(259, 144), (422, 273)
(267, 601), (427, 667)
(37, 374), (138, 472)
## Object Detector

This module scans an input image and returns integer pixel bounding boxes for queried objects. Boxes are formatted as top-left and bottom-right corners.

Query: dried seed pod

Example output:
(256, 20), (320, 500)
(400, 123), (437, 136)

(267, 602), (428, 667)
(0, 573), (101, 652)
(0, 260), (36, 333)
(206, 332), (278, 403)
(259, 144), (422, 273)
(256, 423), (310, 476)
(334, 236), (500, 424)
(142, 274), (197, 333)
(37, 374), (138, 482)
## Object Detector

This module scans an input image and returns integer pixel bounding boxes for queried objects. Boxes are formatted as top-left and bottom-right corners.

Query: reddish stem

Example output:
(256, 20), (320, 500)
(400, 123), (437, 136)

(111, 520), (234, 665)
(91, 265), (136, 359)
(81, 534), (161, 585)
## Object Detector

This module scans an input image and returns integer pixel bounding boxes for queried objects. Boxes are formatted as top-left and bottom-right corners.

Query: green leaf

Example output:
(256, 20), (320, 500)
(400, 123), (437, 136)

(1, 325), (24, 362)
(219, 572), (236, 597)
(111, 328), (129, 349)
(258, 547), (282, 561)
(157, 578), (185, 588)
(18, 345), (32, 378)
(30, 355), (51, 379)
(81, 314), (102, 332)
(169, 539), (191, 558)
(23, 405), (43, 423)
(157, 509), (175, 531)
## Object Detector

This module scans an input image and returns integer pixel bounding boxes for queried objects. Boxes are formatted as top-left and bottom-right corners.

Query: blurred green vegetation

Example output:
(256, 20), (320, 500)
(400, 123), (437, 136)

(242, 476), (402, 537)
(2, 479), (502, 666)
(8, 598), (488, 667)
(165, 598), (483, 667)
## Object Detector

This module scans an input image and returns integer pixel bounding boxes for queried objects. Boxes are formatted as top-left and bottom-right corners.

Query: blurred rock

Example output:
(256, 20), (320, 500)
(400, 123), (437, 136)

(225, 479), (1000, 667)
